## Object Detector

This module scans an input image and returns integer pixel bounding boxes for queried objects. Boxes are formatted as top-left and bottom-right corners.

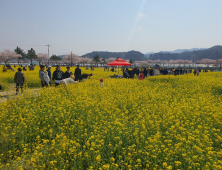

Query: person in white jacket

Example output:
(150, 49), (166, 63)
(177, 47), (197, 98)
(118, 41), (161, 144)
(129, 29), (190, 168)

(60, 75), (78, 86)
(39, 65), (49, 87)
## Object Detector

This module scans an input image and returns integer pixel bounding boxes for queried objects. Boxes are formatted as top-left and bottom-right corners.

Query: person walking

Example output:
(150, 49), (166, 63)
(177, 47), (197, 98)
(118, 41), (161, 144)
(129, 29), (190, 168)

(14, 67), (25, 95)
(74, 65), (81, 81)
(39, 65), (48, 87)
(52, 65), (64, 86)
(64, 66), (73, 79)
(46, 65), (52, 84)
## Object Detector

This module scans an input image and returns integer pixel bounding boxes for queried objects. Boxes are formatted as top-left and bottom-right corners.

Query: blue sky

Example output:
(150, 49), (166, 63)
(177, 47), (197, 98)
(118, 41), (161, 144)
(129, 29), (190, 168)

(0, 0), (222, 56)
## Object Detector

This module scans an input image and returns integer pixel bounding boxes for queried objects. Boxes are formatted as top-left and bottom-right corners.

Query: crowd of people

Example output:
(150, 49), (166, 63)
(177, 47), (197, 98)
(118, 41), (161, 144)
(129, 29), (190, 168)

(3, 64), (35, 72)
(2, 65), (209, 94)
(39, 65), (93, 88)
(122, 68), (161, 79)
(121, 67), (206, 79)
(10, 65), (94, 94)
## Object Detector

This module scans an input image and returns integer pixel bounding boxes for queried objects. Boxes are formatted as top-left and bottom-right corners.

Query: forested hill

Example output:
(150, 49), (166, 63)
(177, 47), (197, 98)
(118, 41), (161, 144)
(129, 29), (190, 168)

(82, 51), (145, 61)
(149, 45), (222, 61)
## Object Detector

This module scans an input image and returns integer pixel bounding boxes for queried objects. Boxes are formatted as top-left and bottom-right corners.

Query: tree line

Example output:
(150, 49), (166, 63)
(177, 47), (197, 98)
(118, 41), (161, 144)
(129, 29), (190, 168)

(0, 47), (60, 65)
(0, 47), (120, 66)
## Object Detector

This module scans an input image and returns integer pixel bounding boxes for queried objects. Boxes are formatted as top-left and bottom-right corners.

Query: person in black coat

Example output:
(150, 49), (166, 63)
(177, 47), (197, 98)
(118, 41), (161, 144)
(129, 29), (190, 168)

(74, 65), (81, 81)
(123, 69), (130, 78)
(149, 69), (154, 76)
(122, 68), (130, 78)
(127, 69), (131, 78)
(52, 65), (64, 86)
(64, 66), (73, 78)
(134, 68), (139, 79)
(130, 69), (134, 78)
(79, 74), (92, 82)
(143, 68), (148, 78)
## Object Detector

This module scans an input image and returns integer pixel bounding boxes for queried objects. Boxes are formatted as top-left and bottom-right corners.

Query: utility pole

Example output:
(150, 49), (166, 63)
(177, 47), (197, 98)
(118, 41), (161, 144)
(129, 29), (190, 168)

(45, 43), (51, 65)
(71, 51), (73, 67)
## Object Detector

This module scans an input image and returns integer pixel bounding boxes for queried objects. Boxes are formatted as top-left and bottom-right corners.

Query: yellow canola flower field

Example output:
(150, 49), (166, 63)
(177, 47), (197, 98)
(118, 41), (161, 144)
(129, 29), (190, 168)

(0, 66), (116, 90)
(1, 66), (222, 169)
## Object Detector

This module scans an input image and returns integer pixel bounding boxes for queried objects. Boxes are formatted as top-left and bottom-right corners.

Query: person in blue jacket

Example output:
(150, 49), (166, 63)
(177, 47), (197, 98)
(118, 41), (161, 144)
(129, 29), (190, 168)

(46, 65), (52, 84)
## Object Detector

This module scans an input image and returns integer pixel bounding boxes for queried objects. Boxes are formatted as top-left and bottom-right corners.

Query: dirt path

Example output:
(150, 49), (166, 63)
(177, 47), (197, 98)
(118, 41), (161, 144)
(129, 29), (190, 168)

(0, 88), (41, 103)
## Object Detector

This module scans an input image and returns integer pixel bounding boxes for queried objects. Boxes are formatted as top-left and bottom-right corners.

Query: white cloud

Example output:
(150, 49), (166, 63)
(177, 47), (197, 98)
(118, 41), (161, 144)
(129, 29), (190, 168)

(138, 26), (144, 31)
(138, 13), (147, 18)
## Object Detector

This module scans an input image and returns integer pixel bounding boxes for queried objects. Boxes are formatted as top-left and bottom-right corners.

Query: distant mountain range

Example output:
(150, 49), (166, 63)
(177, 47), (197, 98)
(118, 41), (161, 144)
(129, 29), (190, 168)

(82, 51), (145, 61)
(161, 48), (206, 54)
(145, 52), (155, 58)
(145, 48), (206, 58)
(148, 46), (222, 61)
(56, 46), (222, 62)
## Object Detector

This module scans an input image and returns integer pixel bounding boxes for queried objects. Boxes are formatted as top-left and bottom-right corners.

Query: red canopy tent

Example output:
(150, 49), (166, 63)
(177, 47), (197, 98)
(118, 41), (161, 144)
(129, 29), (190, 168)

(107, 57), (132, 75)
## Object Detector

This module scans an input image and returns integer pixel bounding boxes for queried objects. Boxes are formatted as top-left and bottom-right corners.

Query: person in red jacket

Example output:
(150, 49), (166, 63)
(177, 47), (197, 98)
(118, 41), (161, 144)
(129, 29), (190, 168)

(139, 73), (144, 80)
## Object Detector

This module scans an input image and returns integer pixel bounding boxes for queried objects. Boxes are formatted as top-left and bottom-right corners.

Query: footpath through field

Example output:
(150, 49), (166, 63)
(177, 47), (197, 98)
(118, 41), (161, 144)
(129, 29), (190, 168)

(0, 87), (41, 102)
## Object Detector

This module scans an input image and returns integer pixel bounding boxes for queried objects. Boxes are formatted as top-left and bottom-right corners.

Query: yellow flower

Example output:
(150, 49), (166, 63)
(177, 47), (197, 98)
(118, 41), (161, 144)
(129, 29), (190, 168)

(96, 155), (101, 162)
(0, 66), (222, 169)
(166, 166), (172, 170)
(50, 161), (54, 166)
(175, 161), (181, 166)
(110, 157), (115, 162)
(163, 162), (167, 168)
(17, 166), (23, 170)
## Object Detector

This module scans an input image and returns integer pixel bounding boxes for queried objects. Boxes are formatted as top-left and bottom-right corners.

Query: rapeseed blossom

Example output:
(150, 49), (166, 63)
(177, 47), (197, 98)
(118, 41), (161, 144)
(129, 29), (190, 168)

(0, 66), (222, 169)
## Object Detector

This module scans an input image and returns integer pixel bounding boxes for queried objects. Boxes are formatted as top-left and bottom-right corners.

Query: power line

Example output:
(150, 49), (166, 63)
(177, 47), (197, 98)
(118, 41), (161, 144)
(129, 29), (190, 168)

(51, 46), (86, 54)
(50, 50), (69, 55)
(51, 46), (71, 52)
(0, 42), (93, 56)
(0, 43), (45, 46)
(0, 43), (88, 55)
